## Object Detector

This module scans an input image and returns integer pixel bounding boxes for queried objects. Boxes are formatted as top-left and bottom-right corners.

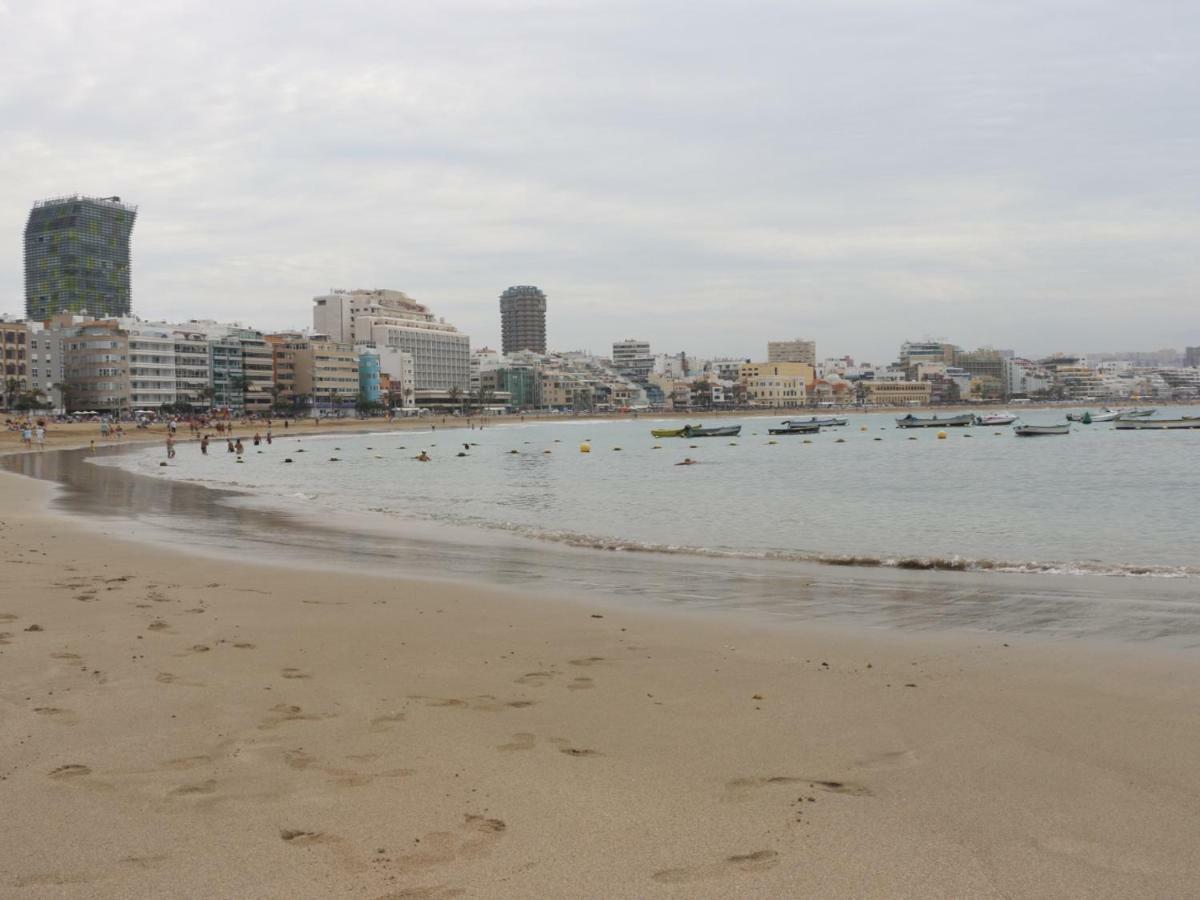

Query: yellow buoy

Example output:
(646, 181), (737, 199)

(937, 431), (947, 440)
(579, 443), (591, 453)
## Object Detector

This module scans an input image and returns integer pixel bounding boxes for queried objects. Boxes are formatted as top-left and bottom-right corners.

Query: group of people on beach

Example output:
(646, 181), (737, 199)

(12, 418), (48, 450)
(183, 430), (273, 459)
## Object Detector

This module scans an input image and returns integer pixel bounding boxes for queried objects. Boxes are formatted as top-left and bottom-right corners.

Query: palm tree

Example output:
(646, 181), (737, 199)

(448, 386), (462, 413)
(3, 376), (21, 409)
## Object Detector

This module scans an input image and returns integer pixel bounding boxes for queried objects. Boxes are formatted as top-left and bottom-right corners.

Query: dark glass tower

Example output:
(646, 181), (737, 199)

(24, 195), (137, 321)
(499, 285), (547, 355)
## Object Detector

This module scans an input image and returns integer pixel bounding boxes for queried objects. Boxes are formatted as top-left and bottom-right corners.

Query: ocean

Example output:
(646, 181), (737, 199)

(99, 408), (1200, 579)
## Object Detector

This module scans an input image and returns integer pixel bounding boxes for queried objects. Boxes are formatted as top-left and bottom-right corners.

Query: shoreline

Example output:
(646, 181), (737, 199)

(7, 443), (1200, 649)
(2, 467), (1200, 897)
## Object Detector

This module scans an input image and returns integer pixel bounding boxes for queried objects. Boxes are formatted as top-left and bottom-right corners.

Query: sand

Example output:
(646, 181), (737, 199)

(2, 469), (1200, 899)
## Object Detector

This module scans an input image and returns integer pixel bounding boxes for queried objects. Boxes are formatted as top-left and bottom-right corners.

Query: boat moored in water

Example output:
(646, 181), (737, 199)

(1014, 423), (1071, 436)
(683, 425), (742, 438)
(1114, 417), (1200, 430)
(1115, 408), (1157, 419)
(650, 425), (701, 438)
(769, 422), (821, 435)
(895, 413), (974, 428)
(974, 412), (1018, 426)
(783, 416), (847, 428)
(1066, 409), (1121, 423)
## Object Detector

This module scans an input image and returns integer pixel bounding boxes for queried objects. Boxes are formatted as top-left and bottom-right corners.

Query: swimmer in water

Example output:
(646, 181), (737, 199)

(416, 450), (431, 462)
(675, 457), (697, 466)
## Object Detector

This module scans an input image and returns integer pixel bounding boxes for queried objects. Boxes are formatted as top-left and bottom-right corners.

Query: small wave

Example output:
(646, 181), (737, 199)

(433, 519), (1197, 579)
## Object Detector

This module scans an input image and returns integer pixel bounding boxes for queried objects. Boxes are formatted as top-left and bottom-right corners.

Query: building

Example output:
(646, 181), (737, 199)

(173, 330), (212, 409)
(612, 339), (653, 381)
(123, 321), (177, 410)
(63, 320), (130, 414)
(1185, 347), (1200, 368)
(358, 350), (381, 404)
(743, 372), (808, 407)
(314, 289), (470, 400)
(899, 340), (956, 375)
(738, 361), (815, 387)
(862, 381), (932, 406)
(1, 320), (32, 406)
(953, 348), (1008, 397)
(27, 315), (85, 410)
(767, 338), (816, 365)
(499, 285), (547, 355)
(25, 195), (137, 320)
(267, 333), (359, 411)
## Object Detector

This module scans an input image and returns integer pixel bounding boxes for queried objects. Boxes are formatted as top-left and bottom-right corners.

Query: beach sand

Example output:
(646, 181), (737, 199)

(2, 470), (1200, 898)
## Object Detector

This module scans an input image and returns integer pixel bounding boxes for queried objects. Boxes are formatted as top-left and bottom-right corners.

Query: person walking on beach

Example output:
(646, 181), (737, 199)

(100, 420), (110, 441)
(21, 423), (32, 448)
(35, 425), (45, 450)
(166, 435), (176, 459)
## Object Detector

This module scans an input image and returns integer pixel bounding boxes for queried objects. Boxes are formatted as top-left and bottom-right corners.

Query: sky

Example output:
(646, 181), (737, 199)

(1, 0), (1197, 364)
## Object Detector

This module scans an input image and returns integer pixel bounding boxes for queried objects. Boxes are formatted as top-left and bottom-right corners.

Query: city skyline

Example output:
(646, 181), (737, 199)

(2, 1), (1198, 362)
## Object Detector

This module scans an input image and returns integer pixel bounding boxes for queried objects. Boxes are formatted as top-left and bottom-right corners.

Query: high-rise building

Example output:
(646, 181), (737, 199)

(499, 285), (547, 355)
(767, 338), (816, 365)
(24, 195), (137, 321)
(612, 339), (653, 381)
(313, 289), (470, 398)
(1186, 346), (1200, 368)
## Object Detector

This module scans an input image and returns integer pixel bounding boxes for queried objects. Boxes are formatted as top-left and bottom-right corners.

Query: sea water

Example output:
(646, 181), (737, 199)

(99, 408), (1200, 579)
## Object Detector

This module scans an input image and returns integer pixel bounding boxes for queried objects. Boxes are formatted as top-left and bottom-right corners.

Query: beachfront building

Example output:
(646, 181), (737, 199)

(358, 349), (381, 403)
(861, 380), (932, 406)
(122, 321), (177, 411)
(739, 361), (815, 387)
(743, 373), (808, 407)
(767, 338), (816, 365)
(499, 285), (547, 355)
(1004, 358), (1053, 398)
(173, 330), (212, 409)
(313, 289), (470, 405)
(1, 319), (32, 406)
(612, 339), (653, 381)
(62, 320), (130, 414)
(209, 335), (245, 413)
(25, 195), (137, 321)
(267, 333), (359, 412)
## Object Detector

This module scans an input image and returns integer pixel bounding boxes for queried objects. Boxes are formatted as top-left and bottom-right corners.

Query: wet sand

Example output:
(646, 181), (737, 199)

(3, 465), (1200, 898)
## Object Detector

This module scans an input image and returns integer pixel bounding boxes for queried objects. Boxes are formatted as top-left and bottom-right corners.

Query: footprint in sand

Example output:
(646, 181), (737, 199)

(651, 849), (779, 884)
(233, 642), (256, 649)
(0, 612), (20, 623)
(155, 672), (177, 684)
(147, 621), (170, 632)
(33, 707), (79, 724)
(170, 779), (217, 797)
(284, 749), (315, 769)
(0, 632), (13, 646)
(394, 816), (507, 873)
(724, 776), (872, 798)
(189, 644), (211, 654)
(51, 651), (82, 660)
(411, 695), (537, 712)
(497, 733), (536, 752)
(119, 855), (168, 870)
(369, 712), (406, 733)
(567, 656), (606, 667)
(855, 749), (920, 771)
(280, 829), (330, 845)
(164, 755), (212, 770)
(567, 677), (594, 691)
(513, 671), (557, 687)
(373, 886), (465, 900)
(258, 703), (323, 730)
(49, 764), (92, 779)
(281, 667), (311, 679)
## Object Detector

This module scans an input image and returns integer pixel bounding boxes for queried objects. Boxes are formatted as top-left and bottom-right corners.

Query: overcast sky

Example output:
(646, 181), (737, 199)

(1, 0), (1196, 363)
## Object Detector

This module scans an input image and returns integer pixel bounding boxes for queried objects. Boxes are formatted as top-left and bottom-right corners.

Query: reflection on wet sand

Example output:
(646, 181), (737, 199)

(5, 446), (1199, 648)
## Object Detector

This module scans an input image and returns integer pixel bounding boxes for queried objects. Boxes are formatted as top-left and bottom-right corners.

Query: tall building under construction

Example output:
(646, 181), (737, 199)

(24, 195), (137, 321)
(499, 285), (547, 355)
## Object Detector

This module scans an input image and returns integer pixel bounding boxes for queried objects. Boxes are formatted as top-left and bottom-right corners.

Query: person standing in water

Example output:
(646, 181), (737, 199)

(234, 438), (245, 457)
(166, 434), (176, 459)
(200, 435), (209, 455)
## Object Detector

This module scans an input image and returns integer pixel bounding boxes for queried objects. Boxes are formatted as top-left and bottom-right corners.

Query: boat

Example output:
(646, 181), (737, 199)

(1114, 418), (1200, 430)
(650, 425), (700, 438)
(683, 425), (742, 438)
(974, 412), (1018, 426)
(1066, 410), (1121, 423)
(783, 416), (847, 427)
(1115, 408), (1157, 419)
(894, 413), (974, 429)
(768, 422), (821, 435)
(1014, 423), (1070, 436)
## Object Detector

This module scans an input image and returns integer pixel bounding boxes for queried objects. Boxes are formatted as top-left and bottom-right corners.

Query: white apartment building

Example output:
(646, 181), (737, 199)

(173, 330), (211, 407)
(119, 320), (178, 409)
(314, 289), (470, 394)
(612, 339), (653, 380)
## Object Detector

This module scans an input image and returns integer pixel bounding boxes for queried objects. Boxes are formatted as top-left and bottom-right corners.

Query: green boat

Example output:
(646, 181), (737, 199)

(651, 425), (700, 438)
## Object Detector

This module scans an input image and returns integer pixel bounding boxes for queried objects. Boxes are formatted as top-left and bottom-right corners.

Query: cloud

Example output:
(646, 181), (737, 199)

(1, 0), (1197, 362)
